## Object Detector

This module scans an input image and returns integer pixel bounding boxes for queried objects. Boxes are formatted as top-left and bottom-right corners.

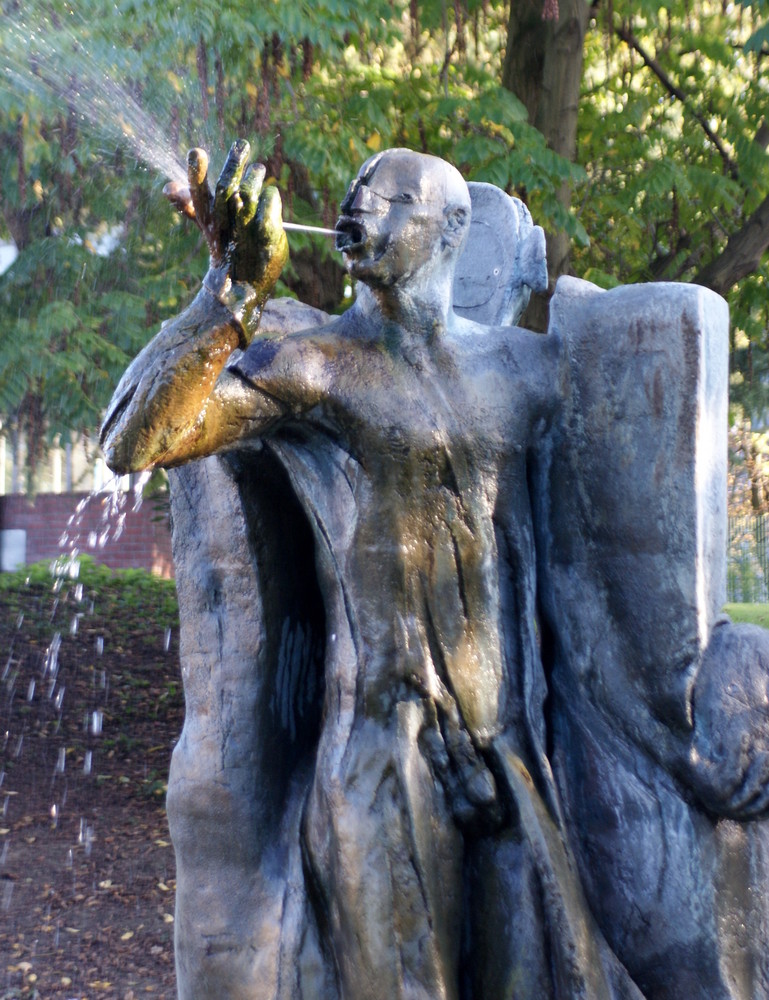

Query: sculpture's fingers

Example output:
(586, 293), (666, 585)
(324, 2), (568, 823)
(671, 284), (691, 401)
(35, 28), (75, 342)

(215, 139), (250, 245)
(239, 163), (266, 227)
(163, 180), (196, 221)
(245, 186), (288, 295)
(254, 184), (285, 239)
(187, 148), (214, 240)
(232, 165), (266, 251)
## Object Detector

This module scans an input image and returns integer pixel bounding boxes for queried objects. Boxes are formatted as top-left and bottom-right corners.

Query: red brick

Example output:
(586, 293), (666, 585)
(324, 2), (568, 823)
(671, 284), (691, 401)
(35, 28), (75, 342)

(0, 491), (173, 578)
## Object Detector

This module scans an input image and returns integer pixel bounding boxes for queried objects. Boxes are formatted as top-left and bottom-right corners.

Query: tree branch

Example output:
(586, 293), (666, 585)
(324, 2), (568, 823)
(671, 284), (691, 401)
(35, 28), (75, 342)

(615, 22), (739, 182)
(694, 190), (769, 294)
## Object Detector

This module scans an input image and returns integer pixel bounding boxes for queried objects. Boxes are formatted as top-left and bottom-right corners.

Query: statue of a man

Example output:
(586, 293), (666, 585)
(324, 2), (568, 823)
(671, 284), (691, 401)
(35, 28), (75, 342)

(103, 141), (634, 998)
(102, 142), (769, 999)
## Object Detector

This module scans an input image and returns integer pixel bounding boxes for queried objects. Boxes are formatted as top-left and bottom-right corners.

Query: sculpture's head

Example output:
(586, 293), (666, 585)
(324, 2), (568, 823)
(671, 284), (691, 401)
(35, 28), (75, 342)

(335, 148), (471, 290)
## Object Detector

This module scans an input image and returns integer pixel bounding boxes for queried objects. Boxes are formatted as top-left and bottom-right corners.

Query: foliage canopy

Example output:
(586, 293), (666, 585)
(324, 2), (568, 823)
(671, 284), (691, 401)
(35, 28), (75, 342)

(1, 0), (769, 497)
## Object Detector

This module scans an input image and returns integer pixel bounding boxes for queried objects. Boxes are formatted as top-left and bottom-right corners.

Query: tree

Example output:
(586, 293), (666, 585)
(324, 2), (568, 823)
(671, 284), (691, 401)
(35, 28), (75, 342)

(3, 0), (769, 497)
(503, 0), (590, 329)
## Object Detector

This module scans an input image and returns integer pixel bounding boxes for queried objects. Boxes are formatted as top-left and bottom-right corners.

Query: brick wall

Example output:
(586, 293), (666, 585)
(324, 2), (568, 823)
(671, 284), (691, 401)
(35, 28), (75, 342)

(0, 490), (174, 578)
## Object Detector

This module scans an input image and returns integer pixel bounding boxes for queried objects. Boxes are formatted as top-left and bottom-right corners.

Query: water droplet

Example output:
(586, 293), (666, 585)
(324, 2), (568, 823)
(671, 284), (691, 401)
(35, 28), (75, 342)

(74, 583), (84, 603)
(164, 628), (171, 652)
(70, 614), (79, 635)
(54, 686), (65, 712)
(66, 848), (73, 868)
(55, 748), (66, 774)
(45, 633), (62, 678)
(50, 803), (59, 827)
(83, 751), (92, 776)
(26, 679), (35, 701)
(16, 613), (23, 629)
(96, 636), (104, 655)
(2, 880), (13, 911)
(91, 710), (103, 736)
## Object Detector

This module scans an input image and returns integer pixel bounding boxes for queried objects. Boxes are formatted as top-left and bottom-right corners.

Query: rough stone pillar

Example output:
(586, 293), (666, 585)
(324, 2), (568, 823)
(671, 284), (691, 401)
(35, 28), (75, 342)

(542, 276), (728, 732)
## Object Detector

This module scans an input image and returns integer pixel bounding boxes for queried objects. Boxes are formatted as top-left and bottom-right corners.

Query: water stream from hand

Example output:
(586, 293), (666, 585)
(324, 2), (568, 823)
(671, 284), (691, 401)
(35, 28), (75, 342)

(1, 6), (338, 237)
(1, 6), (189, 185)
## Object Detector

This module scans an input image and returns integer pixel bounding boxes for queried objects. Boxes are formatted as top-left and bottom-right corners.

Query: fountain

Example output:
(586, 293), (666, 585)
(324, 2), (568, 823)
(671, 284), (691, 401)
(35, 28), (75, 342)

(5, 9), (769, 998)
(98, 137), (769, 1000)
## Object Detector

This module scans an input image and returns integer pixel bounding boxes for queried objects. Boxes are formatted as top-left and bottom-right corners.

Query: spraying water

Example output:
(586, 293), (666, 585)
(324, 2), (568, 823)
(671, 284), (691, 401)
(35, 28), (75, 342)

(0, 5), (188, 187)
(0, 6), (339, 239)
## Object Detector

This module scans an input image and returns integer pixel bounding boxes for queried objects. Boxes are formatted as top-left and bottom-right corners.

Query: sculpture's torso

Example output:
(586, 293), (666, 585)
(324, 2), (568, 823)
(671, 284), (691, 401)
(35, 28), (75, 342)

(235, 307), (559, 744)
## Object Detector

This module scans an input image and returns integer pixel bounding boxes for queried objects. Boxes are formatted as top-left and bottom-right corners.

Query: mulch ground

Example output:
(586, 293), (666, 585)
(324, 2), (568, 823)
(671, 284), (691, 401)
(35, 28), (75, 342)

(0, 570), (184, 999)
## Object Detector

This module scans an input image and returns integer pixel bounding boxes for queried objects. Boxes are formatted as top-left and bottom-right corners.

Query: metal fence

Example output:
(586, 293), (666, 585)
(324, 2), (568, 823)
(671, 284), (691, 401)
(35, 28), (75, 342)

(728, 515), (769, 603)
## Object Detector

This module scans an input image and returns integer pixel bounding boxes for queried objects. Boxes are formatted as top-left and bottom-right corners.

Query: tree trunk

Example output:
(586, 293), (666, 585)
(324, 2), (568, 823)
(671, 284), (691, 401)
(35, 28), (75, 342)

(502, 0), (590, 331)
(694, 190), (769, 296)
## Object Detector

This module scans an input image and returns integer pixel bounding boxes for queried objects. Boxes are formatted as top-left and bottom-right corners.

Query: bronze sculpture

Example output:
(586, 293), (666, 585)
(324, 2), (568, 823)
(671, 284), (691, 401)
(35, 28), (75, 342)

(102, 142), (769, 999)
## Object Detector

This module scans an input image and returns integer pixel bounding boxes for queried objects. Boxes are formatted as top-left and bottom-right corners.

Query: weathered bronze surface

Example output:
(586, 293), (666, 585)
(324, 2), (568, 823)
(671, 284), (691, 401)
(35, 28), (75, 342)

(102, 142), (769, 999)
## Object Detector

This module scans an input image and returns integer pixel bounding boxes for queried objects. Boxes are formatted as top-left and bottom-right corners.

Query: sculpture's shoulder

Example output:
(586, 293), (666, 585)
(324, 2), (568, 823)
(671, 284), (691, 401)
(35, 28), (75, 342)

(451, 312), (561, 364)
(449, 314), (563, 427)
(259, 295), (330, 335)
(228, 311), (353, 409)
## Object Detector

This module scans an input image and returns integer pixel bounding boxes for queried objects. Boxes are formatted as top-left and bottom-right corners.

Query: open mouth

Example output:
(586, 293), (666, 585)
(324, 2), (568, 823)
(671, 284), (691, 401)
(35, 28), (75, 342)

(335, 216), (366, 253)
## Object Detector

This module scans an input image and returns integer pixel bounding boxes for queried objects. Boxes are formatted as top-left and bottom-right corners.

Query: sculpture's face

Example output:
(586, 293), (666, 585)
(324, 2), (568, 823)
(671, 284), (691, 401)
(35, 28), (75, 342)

(336, 151), (448, 288)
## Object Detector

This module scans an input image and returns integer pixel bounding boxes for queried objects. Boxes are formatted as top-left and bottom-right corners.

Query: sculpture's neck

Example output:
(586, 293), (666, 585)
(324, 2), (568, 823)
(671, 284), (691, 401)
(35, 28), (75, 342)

(355, 277), (454, 343)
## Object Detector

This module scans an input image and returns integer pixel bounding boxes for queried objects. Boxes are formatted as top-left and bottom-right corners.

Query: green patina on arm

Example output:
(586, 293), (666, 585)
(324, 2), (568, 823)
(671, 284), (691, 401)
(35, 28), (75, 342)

(100, 140), (289, 473)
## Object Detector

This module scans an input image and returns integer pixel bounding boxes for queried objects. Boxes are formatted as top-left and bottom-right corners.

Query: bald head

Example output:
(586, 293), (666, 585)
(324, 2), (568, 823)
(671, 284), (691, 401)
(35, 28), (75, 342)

(337, 148), (472, 290)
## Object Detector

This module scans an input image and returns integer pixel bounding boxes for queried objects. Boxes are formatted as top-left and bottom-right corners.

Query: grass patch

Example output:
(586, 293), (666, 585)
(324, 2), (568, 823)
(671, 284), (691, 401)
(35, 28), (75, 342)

(724, 603), (769, 628)
(0, 555), (178, 645)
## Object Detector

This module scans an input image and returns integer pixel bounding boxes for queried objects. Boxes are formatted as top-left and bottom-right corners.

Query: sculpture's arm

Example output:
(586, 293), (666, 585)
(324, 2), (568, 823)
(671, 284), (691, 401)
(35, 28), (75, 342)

(100, 286), (287, 471)
(100, 140), (289, 473)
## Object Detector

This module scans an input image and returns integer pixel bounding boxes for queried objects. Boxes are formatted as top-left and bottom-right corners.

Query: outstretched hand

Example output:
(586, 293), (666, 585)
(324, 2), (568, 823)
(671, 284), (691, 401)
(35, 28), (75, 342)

(164, 140), (288, 326)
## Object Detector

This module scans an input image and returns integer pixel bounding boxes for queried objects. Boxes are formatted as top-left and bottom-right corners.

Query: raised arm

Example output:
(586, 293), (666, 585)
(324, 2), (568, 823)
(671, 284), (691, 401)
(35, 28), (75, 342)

(100, 140), (289, 473)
